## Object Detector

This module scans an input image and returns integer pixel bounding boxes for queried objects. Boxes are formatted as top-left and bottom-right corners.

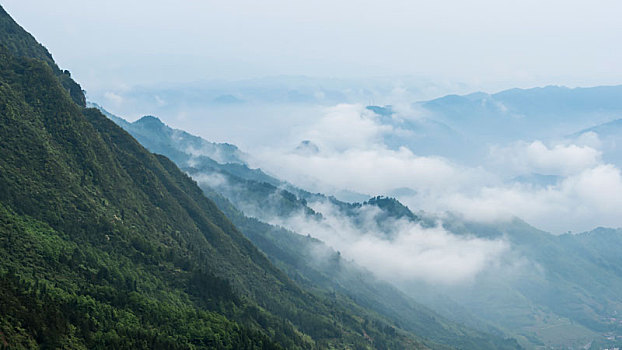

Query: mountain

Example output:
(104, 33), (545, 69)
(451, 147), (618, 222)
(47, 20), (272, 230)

(93, 105), (283, 188)
(0, 5), (84, 107)
(364, 105), (469, 161)
(573, 118), (622, 165)
(97, 108), (523, 349)
(199, 182), (521, 350)
(422, 217), (622, 349)
(88, 103), (247, 166)
(0, 6), (437, 349)
(421, 85), (622, 137)
(11, 2), (622, 348)
(87, 102), (622, 348)
(577, 117), (622, 137)
(365, 85), (622, 165)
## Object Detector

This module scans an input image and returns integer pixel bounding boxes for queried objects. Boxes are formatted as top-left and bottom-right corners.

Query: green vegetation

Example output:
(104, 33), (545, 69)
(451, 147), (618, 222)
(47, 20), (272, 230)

(0, 7), (433, 349)
(0, 44), (290, 349)
(100, 99), (522, 350)
(0, 202), (281, 349)
(202, 189), (522, 350)
(100, 103), (622, 349)
(440, 218), (622, 348)
(0, 6), (84, 107)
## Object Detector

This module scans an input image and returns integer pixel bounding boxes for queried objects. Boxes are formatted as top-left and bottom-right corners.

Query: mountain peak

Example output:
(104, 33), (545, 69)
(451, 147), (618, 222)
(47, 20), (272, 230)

(135, 115), (164, 127)
(364, 196), (419, 222)
(366, 105), (394, 116)
(295, 140), (320, 155)
(0, 4), (85, 106)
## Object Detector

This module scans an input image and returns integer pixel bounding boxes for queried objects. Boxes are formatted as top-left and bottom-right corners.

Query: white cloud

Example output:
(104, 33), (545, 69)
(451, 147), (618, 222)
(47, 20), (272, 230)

(103, 91), (124, 106)
(489, 140), (601, 176)
(269, 200), (509, 285)
(259, 147), (470, 195)
(250, 104), (622, 234)
(191, 172), (229, 189)
(436, 164), (622, 233)
(301, 104), (392, 151)
(253, 104), (493, 196)
(574, 131), (602, 149)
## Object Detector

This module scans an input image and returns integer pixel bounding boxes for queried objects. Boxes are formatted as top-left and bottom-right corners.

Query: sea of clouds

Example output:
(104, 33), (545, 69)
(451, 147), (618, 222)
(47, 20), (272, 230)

(248, 104), (622, 235)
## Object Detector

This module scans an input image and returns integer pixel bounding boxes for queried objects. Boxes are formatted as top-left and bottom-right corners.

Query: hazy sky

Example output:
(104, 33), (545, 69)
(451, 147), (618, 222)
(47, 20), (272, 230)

(3, 0), (622, 95)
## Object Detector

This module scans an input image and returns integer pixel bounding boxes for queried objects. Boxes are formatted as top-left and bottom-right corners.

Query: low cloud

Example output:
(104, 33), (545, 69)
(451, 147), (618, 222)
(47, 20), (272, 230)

(258, 147), (475, 195)
(268, 200), (509, 285)
(489, 140), (601, 176)
(103, 91), (124, 106)
(249, 104), (622, 234)
(416, 164), (622, 233)
(191, 172), (229, 189)
(302, 104), (392, 152)
(253, 104), (494, 196)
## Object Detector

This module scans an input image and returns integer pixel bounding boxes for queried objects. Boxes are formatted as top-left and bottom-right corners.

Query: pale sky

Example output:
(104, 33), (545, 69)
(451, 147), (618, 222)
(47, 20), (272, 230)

(3, 0), (622, 95)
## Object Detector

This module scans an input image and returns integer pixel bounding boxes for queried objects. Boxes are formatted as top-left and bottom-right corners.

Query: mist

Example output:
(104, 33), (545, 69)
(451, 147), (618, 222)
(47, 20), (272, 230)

(94, 82), (622, 348)
(272, 199), (511, 285)
(237, 103), (620, 234)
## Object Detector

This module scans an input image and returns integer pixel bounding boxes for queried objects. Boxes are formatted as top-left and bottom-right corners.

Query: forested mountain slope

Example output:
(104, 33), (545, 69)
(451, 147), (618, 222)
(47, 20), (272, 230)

(0, 5), (432, 349)
(100, 102), (622, 349)
(99, 106), (522, 350)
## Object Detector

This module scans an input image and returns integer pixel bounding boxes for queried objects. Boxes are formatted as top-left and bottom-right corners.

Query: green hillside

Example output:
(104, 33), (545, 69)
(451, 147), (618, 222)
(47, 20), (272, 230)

(97, 105), (522, 350)
(0, 6), (430, 349)
(432, 218), (622, 348)
(96, 103), (622, 349)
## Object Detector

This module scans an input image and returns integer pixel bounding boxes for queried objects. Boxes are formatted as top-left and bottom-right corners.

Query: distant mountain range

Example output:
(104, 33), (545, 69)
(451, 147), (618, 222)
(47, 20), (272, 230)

(92, 75), (448, 110)
(573, 117), (622, 164)
(366, 85), (622, 166)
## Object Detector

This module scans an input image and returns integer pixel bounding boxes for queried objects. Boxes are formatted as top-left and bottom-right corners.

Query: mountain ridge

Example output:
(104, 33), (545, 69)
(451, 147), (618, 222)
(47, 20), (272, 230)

(96, 102), (622, 349)
(95, 105), (523, 350)
(0, 6), (437, 349)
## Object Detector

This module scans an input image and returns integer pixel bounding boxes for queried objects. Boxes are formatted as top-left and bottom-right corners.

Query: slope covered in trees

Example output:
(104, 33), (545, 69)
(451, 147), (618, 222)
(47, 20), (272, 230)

(0, 6), (432, 349)
(99, 105), (523, 350)
(100, 97), (622, 348)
